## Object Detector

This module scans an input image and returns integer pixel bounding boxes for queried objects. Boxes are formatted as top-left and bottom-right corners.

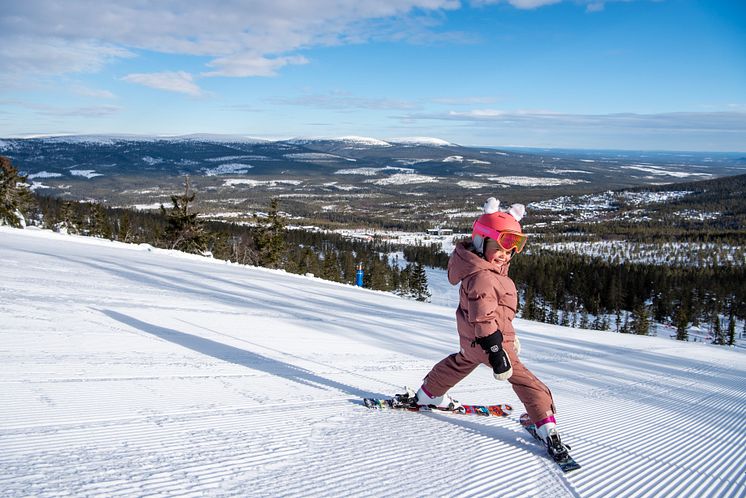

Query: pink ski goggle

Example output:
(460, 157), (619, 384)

(473, 221), (528, 253)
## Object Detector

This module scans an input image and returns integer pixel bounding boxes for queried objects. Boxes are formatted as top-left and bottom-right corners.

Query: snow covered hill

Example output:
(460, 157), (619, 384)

(1, 227), (744, 497)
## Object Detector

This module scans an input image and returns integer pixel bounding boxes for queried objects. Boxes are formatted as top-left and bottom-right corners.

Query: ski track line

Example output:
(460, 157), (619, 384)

(1, 403), (344, 454)
(562, 385), (744, 497)
(3, 405), (348, 497)
(249, 410), (548, 498)
(0, 395), (357, 432)
(0, 372), (270, 384)
(246, 412), (449, 496)
(4, 407), (328, 455)
(425, 412), (580, 498)
(573, 431), (732, 496)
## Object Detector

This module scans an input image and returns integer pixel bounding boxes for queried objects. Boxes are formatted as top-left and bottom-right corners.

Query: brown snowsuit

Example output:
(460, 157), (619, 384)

(423, 241), (556, 423)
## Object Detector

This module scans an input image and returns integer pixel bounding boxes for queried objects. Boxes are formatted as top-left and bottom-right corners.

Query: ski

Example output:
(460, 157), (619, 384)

(519, 413), (581, 473)
(363, 393), (512, 417)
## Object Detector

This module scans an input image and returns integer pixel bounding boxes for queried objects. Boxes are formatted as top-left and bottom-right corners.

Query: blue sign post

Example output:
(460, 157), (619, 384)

(355, 263), (364, 287)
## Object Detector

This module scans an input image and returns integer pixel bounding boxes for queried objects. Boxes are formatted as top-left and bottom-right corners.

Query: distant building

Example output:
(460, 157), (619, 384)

(427, 228), (453, 236)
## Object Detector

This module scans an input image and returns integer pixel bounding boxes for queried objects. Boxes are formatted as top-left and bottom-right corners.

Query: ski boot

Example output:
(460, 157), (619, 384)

(412, 385), (462, 411)
(539, 425), (571, 460)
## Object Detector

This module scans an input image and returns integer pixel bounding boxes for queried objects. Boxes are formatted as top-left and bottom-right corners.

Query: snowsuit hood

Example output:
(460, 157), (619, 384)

(447, 239), (510, 286)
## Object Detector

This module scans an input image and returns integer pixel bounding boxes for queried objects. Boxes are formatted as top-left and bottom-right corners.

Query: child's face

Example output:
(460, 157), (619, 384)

(484, 238), (512, 265)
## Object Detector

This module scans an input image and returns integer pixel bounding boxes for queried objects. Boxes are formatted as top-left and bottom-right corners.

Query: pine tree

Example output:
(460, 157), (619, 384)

(57, 201), (81, 234)
(321, 250), (342, 282)
(118, 212), (134, 242)
(89, 203), (113, 239)
(522, 287), (536, 320)
(579, 309), (590, 329)
(340, 252), (357, 284)
(711, 313), (725, 345)
(410, 262), (431, 302)
(620, 312), (630, 334)
(398, 264), (412, 298)
(0, 156), (35, 228)
(727, 314), (736, 346)
(631, 302), (650, 336)
(254, 198), (286, 269)
(161, 176), (208, 254)
(675, 306), (689, 341)
(207, 231), (231, 261)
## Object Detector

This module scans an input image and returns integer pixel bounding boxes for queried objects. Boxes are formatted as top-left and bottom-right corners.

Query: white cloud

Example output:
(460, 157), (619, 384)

(71, 85), (116, 99)
(1, 1), (462, 81)
(413, 109), (746, 132)
(469, 0), (629, 10)
(432, 96), (499, 105)
(269, 91), (420, 110)
(204, 55), (309, 78)
(399, 109), (746, 151)
(122, 71), (203, 96)
(470, 0), (562, 8)
(0, 35), (133, 88)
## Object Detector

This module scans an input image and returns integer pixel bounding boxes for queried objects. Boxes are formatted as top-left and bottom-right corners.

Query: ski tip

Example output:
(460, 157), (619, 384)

(559, 460), (582, 473)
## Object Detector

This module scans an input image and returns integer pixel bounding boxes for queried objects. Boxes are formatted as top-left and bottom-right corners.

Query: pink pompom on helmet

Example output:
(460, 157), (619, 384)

(471, 197), (527, 254)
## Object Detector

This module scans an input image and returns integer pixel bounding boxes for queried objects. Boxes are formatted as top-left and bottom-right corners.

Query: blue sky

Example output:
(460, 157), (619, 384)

(1, 0), (744, 151)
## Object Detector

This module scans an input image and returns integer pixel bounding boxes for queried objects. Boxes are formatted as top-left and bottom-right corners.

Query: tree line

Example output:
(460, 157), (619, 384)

(510, 249), (742, 344)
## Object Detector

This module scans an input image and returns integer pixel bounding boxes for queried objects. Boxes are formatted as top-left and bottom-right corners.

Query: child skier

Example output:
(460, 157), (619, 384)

(413, 197), (566, 455)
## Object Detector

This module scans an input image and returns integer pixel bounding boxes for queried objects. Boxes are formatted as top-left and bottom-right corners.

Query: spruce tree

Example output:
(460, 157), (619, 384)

(522, 287), (536, 320)
(57, 201), (81, 234)
(621, 313), (630, 334)
(711, 314), (724, 345)
(675, 306), (689, 341)
(254, 198), (286, 269)
(631, 302), (650, 336)
(161, 176), (208, 254)
(118, 212), (134, 242)
(727, 314), (736, 346)
(0, 156), (34, 228)
(580, 309), (590, 329)
(321, 251), (341, 282)
(90, 203), (113, 239)
(410, 262), (431, 302)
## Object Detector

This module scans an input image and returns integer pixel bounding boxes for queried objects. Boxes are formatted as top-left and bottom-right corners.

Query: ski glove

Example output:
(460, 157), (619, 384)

(476, 331), (513, 381)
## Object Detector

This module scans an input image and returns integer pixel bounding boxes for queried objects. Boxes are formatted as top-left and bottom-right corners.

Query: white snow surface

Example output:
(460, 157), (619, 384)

(333, 136), (392, 147)
(367, 173), (440, 186)
(388, 137), (454, 146)
(69, 169), (104, 179)
(26, 171), (63, 179)
(202, 163), (255, 176)
(1, 226), (745, 497)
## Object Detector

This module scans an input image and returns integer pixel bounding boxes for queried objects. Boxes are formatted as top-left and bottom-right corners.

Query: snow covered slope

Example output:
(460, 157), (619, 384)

(1, 227), (744, 497)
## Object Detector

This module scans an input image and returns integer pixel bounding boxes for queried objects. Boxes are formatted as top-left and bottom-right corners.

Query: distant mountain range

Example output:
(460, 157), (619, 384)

(2, 134), (744, 226)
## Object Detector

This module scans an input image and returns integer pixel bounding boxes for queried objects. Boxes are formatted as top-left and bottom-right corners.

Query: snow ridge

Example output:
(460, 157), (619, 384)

(388, 136), (454, 146)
